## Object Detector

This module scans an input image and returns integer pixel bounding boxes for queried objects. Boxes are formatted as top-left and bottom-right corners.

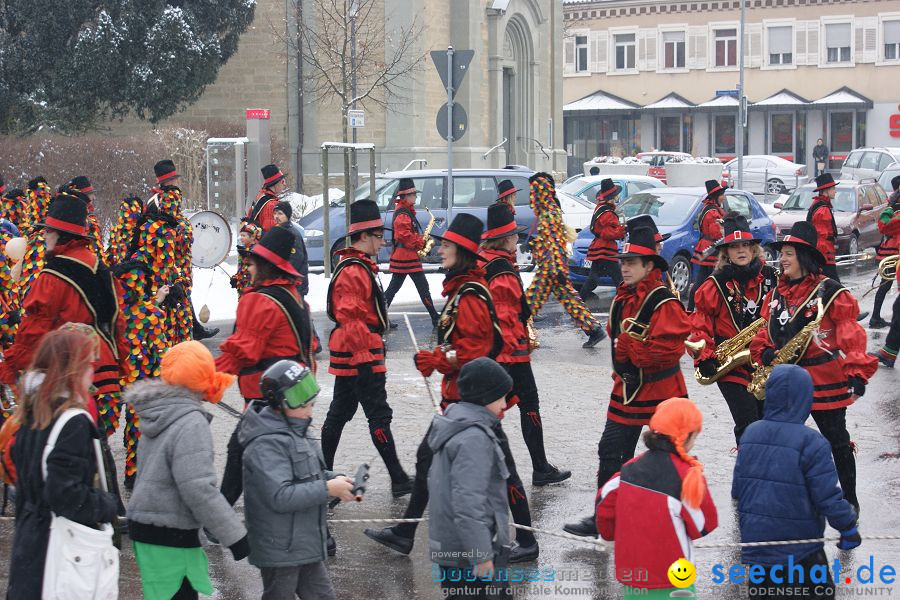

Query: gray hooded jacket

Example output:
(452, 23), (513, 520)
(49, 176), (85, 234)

(238, 406), (337, 567)
(427, 402), (510, 568)
(125, 380), (246, 547)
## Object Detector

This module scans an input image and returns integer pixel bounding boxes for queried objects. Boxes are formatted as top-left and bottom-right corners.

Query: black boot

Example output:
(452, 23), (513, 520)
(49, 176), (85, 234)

(370, 423), (410, 490)
(193, 324), (220, 340)
(364, 527), (413, 555)
(563, 515), (598, 537)
(533, 463), (572, 486)
(583, 327), (606, 348)
(833, 445), (859, 514)
(508, 541), (539, 563)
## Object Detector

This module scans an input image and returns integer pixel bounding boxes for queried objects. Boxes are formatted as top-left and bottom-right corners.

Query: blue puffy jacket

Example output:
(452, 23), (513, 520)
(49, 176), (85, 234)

(732, 364), (857, 566)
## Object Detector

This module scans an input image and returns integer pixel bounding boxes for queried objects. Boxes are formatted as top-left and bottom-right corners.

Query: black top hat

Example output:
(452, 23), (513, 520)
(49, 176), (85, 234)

(395, 178), (416, 197)
(814, 173), (837, 192)
(705, 179), (725, 200)
(347, 199), (388, 235)
(251, 226), (301, 278)
(716, 213), (761, 248)
(154, 160), (178, 183)
(626, 214), (670, 242)
(3, 188), (24, 200)
(482, 202), (526, 240)
(37, 192), (89, 237)
(618, 226), (669, 272)
(497, 179), (517, 202)
(433, 213), (484, 257)
(68, 175), (93, 194)
(771, 220), (825, 266)
(261, 164), (285, 188)
(27, 176), (47, 191)
(596, 178), (621, 201)
(891, 175), (900, 192)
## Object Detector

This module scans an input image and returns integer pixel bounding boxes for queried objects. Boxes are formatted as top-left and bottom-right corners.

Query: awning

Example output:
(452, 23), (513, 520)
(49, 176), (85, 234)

(750, 89), (810, 110)
(811, 87), (874, 109)
(563, 90), (641, 114)
(643, 93), (695, 112)
(696, 95), (740, 112)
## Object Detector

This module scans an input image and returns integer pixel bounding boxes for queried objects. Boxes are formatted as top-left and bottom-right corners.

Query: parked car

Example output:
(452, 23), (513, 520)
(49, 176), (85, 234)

(723, 155), (809, 195)
(569, 188), (777, 297)
(840, 147), (900, 181)
(556, 174), (666, 231)
(770, 180), (888, 256)
(877, 161), (900, 196)
(636, 151), (692, 183)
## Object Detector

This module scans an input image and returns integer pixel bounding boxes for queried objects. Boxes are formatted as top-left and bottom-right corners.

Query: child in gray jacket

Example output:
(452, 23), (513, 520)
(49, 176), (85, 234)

(241, 360), (356, 600)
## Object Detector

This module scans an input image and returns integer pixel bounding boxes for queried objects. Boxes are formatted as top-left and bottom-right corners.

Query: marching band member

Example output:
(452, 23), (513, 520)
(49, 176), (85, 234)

(749, 221), (877, 513)
(687, 180), (726, 311)
(247, 164), (287, 232)
(496, 178), (518, 214)
(870, 175), (900, 329)
(689, 214), (777, 445)
(479, 203), (571, 486)
(579, 178), (625, 302)
(807, 173), (840, 282)
(366, 213), (540, 563)
(564, 225), (691, 537)
(104, 196), (144, 265)
(66, 176), (105, 263)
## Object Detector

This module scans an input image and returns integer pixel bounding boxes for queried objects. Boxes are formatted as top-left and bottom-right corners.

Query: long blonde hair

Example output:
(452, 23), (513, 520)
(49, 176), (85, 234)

(714, 243), (763, 271)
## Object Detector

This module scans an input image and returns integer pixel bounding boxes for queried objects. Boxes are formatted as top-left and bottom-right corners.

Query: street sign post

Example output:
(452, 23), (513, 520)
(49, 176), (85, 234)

(347, 109), (365, 128)
(436, 102), (467, 141)
(431, 48), (474, 213)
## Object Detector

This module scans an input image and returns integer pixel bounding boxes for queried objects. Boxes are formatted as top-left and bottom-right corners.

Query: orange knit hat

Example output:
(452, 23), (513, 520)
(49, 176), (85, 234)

(649, 397), (706, 509)
(160, 341), (235, 404)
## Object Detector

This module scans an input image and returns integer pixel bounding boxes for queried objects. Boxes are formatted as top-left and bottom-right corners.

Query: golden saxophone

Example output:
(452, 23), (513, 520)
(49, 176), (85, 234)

(687, 317), (765, 385)
(417, 209), (436, 258)
(747, 298), (824, 400)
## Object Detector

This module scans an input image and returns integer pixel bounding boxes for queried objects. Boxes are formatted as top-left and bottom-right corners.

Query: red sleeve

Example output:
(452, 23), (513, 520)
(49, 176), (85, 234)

(681, 477), (718, 539)
(393, 213), (424, 252)
(328, 264), (379, 364)
(594, 474), (620, 541)
(689, 279), (722, 363)
(0, 275), (66, 383)
(827, 290), (878, 382)
(749, 293), (776, 365)
(811, 209), (832, 254)
(448, 293), (496, 369)
(258, 202), (276, 232)
(490, 274), (524, 352)
(215, 293), (286, 374)
(623, 299), (691, 369)
(701, 209), (723, 240)
(881, 215), (900, 237)
(598, 211), (626, 241)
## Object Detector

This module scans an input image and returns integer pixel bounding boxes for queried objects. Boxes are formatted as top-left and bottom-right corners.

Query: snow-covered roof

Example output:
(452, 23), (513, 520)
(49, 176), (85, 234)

(811, 87), (873, 108)
(563, 90), (640, 113)
(643, 93), (694, 111)
(697, 96), (740, 109)
(752, 89), (809, 108)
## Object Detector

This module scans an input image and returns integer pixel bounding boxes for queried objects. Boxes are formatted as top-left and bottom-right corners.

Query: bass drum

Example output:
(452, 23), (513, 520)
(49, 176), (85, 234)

(189, 211), (232, 268)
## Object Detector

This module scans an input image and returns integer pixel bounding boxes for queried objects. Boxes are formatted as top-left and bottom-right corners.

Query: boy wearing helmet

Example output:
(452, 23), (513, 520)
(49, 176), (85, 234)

(240, 360), (356, 600)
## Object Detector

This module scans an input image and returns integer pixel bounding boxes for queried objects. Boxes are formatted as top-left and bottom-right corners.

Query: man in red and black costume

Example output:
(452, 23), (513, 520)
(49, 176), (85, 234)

(688, 179), (726, 311)
(751, 220), (876, 513)
(247, 164), (287, 232)
(66, 176), (105, 262)
(564, 225), (691, 537)
(383, 178), (440, 326)
(366, 213), (540, 563)
(869, 175), (900, 329)
(807, 173), (840, 282)
(320, 200), (412, 497)
(579, 178), (625, 302)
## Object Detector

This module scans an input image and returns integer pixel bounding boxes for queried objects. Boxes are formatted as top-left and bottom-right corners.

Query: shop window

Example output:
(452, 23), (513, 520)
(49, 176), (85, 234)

(576, 36), (589, 72)
(714, 28), (738, 67)
(825, 23), (851, 64)
(767, 25), (792, 65)
(829, 111), (854, 170)
(714, 114), (736, 155)
(770, 113), (794, 155)
(886, 20), (900, 60)
(659, 116), (681, 151)
(663, 31), (686, 69)
(614, 33), (636, 70)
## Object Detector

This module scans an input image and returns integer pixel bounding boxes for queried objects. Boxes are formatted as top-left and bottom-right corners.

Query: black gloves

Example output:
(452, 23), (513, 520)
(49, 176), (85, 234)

(848, 376), (865, 397)
(229, 535), (250, 560)
(761, 348), (777, 367)
(162, 283), (186, 308)
(698, 359), (719, 378)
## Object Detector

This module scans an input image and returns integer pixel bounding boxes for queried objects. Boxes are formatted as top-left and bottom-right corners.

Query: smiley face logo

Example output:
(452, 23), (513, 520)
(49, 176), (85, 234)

(667, 558), (696, 588)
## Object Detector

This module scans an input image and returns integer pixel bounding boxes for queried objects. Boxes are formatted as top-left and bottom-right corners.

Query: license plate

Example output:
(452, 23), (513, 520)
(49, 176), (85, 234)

(583, 259), (592, 268)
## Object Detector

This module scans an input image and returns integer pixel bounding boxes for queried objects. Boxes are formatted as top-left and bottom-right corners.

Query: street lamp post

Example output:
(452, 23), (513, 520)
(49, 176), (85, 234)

(737, 0), (746, 190)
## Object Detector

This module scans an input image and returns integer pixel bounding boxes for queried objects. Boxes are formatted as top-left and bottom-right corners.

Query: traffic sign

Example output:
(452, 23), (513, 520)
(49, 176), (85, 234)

(347, 109), (365, 128)
(430, 49), (474, 98)
(436, 102), (468, 142)
(715, 89), (740, 98)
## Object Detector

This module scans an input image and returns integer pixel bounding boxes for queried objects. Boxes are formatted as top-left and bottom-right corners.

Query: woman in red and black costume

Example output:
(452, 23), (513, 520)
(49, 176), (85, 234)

(687, 179), (727, 311)
(382, 178), (440, 326)
(807, 173), (840, 282)
(689, 213), (777, 445)
(496, 178), (518, 213)
(749, 220), (877, 513)
(365, 213), (540, 564)
(564, 224), (691, 537)
(215, 226), (315, 505)
(579, 178), (625, 302)
(246, 164), (287, 233)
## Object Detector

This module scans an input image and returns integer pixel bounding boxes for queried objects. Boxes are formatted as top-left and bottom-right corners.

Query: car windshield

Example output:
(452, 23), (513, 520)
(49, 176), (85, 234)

(782, 187), (856, 212)
(559, 178), (590, 195)
(353, 178), (391, 202)
(616, 191), (698, 226)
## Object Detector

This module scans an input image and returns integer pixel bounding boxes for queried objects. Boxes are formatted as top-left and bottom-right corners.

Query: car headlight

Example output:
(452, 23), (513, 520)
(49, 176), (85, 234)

(304, 229), (323, 238)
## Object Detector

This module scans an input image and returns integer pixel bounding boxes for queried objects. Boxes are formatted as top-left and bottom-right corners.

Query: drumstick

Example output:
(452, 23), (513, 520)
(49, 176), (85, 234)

(403, 313), (442, 415)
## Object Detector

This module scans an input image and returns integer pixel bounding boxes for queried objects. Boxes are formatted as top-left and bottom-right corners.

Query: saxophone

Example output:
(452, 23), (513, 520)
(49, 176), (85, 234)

(747, 298), (824, 400)
(417, 208), (436, 258)
(689, 317), (765, 385)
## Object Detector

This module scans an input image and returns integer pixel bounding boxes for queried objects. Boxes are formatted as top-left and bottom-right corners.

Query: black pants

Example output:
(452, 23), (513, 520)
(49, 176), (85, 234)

(811, 408), (857, 510)
(748, 549), (834, 599)
(504, 362), (549, 472)
(873, 279), (893, 321)
(437, 568), (511, 599)
(383, 271), (439, 320)
(886, 294), (900, 352)
(823, 263), (840, 282)
(595, 418), (644, 489)
(172, 577), (198, 600)
(221, 400), (265, 506)
(687, 264), (714, 311)
(578, 259), (622, 299)
(718, 381), (764, 446)
(394, 422), (536, 547)
(320, 369), (408, 483)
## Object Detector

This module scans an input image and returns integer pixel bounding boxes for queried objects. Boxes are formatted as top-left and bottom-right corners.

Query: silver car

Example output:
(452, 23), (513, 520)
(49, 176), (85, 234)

(877, 161), (900, 195)
(840, 147), (900, 182)
(724, 155), (809, 195)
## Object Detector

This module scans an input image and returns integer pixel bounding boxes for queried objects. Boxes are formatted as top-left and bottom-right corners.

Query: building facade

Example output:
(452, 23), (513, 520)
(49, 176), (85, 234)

(562, 0), (900, 175)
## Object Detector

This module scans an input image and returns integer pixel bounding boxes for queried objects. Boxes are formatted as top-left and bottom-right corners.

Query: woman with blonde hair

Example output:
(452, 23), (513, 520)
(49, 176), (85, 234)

(8, 326), (119, 599)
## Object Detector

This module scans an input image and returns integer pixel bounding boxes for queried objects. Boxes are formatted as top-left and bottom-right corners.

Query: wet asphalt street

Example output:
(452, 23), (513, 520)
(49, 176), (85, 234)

(2, 261), (900, 599)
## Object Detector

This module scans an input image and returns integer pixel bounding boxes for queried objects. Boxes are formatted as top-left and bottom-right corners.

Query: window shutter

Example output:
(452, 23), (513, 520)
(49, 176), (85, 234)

(794, 21), (807, 65)
(855, 17), (877, 63)
(806, 20), (820, 65)
(596, 31), (608, 72)
(688, 26), (707, 69)
(564, 36), (575, 74)
(589, 31), (600, 72)
(639, 29), (657, 71)
(885, 20), (900, 45)
(746, 23), (763, 68)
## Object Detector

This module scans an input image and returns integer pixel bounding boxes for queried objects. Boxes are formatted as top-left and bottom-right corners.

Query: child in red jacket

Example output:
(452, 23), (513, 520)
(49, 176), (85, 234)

(595, 397), (717, 596)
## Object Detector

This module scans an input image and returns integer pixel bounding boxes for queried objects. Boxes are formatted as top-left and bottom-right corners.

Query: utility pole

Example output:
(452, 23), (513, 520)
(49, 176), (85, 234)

(350, 0), (359, 191)
(446, 46), (455, 211)
(737, 0), (746, 190)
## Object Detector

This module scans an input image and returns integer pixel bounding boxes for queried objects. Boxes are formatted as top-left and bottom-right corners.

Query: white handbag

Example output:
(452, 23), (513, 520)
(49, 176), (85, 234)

(41, 408), (119, 600)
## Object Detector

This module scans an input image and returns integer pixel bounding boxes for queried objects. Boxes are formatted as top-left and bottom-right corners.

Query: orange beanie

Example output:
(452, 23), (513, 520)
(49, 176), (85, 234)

(649, 397), (706, 509)
(160, 341), (235, 404)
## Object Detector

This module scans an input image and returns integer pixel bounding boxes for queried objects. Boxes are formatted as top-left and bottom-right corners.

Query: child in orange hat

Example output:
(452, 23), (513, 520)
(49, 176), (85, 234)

(595, 397), (718, 597)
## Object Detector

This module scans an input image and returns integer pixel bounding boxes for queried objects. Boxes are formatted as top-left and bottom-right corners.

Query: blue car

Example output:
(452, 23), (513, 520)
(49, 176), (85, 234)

(569, 187), (777, 297)
(299, 168), (537, 266)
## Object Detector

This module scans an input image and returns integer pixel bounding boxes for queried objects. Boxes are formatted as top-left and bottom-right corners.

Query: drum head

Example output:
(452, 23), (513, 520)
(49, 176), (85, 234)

(190, 211), (232, 268)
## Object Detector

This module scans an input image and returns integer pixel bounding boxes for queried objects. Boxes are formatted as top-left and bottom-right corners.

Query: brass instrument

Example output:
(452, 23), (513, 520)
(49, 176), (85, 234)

(878, 254), (898, 281)
(747, 298), (825, 400)
(622, 317), (650, 342)
(526, 317), (540, 350)
(690, 317), (766, 385)
(667, 275), (681, 301)
(0, 384), (16, 413)
(417, 209), (436, 258)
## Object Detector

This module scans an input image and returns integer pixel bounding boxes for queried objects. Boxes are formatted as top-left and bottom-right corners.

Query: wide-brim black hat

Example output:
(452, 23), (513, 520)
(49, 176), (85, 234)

(396, 178), (416, 196)
(432, 213), (485, 259)
(262, 164), (285, 188)
(716, 213), (762, 248)
(68, 175), (93, 194)
(36, 192), (90, 237)
(154, 159), (178, 183)
(618, 226), (669, 271)
(347, 199), (390, 235)
(251, 227), (302, 277)
(482, 202), (526, 241)
(596, 178), (621, 201)
(705, 179), (725, 199)
(815, 173), (837, 191)
(497, 179), (517, 202)
(770, 220), (826, 266)
(626, 214), (670, 242)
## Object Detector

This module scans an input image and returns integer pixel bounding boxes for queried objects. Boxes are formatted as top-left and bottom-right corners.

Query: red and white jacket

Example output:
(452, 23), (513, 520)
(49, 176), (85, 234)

(595, 445), (718, 590)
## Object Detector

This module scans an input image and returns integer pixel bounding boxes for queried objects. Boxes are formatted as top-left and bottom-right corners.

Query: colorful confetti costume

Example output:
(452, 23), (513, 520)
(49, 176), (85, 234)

(0, 228), (16, 428)
(17, 182), (53, 302)
(105, 197), (144, 265)
(129, 186), (193, 345)
(524, 173), (598, 333)
(230, 220), (262, 296)
(112, 260), (168, 479)
(0, 189), (27, 231)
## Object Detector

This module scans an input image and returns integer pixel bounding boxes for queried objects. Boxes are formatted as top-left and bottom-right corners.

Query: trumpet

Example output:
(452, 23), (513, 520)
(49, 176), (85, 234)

(878, 254), (898, 281)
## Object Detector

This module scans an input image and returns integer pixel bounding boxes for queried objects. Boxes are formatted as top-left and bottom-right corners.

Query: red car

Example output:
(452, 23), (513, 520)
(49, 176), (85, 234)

(636, 151), (692, 184)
